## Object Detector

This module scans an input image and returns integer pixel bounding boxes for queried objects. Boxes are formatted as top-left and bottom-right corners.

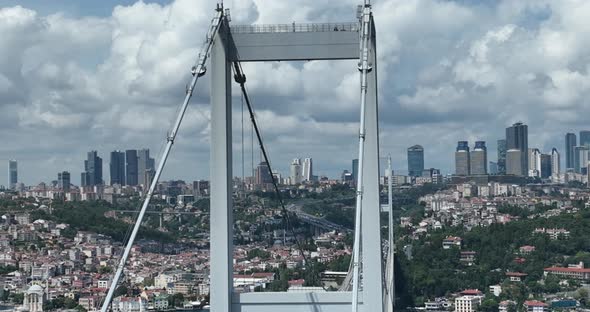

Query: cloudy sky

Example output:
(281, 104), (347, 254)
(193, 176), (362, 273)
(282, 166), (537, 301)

(1, 0), (589, 186)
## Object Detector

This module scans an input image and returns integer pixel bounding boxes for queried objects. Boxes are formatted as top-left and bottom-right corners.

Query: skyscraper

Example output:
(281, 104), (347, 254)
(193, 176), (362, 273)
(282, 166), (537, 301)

(574, 146), (589, 174)
(506, 149), (522, 176)
(302, 158), (313, 182)
(58, 171), (71, 191)
(580, 131), (590, 148)
(470, 141), (487, 175)
(497, 139), (507, 174)
(551, 148), (560, 177)
(540, 154), (551, 179)
(528, 148), (541, 177)
(352, 159), (359, 182)
(125, 150), (138, 186)
(256, 161), (273, 185)
(489, 161), (498, 175)
(506, 122), (528, 176)
(565, 133), (577, 170)
(137, 149), (155, 187)
(82, 151), (102, 186)
(455, 141), (470, 176)
(290, 158), (302, 185)
(407, 145), (424, 177)
(110, 151), (126, 186)
(8, 160), (17, 189)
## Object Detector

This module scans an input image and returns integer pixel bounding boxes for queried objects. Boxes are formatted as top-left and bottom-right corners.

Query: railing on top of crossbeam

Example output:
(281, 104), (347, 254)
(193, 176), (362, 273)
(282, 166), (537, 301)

(230, 22), (360, 34)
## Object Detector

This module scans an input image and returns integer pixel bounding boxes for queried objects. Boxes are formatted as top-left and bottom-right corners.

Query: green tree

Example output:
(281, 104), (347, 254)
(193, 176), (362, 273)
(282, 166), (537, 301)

(478, 298), (499, 312)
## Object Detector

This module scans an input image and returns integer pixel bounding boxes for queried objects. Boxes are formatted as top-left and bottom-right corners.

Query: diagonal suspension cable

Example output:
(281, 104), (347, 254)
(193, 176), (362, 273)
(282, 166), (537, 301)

(232, 61), (324, 287)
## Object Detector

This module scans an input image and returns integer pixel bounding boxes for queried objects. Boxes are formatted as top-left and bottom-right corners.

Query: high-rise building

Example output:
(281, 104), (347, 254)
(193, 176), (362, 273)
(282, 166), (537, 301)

(125, 150), (138, 186)
(82, 151), (102, 186)
(574, 146), (589, 174)
(497, 139), (507, 174)
(506, 122), (528, 176)
(407, 145), (425, 177)
(551, 148), (560, 178)
(470, 141), (487, 175)
(290, 158), (302, 185)
(138, 149), (155, 187)
(565, 133), (577, 170)
(455, 141), (470, 176)
(489, 161), (498, 175)
(506, 149), (522, 176)
(580, 131), (590, 148)
(352, 159), (359, 182)
(58, 171), (71, 191)
(110, 151), (126, 186)
(8, 160), (17, 190)
(302, 158), (313, 182)
(540, 154), (551, 179)
(528, 148), (541, 177)
(256, 162), (273, 185)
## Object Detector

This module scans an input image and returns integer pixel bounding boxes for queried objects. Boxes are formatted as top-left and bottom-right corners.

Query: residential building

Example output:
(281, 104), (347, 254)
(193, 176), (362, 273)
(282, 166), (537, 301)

(544, 267), (590, 280)
(8, 160), (17, 189)
(506, 122), (528, 176)
(524, 300), (548, 312)
(489, 285), (502, 297)
(407, 145), (425, 177)
(455, 141), (470, 176)
(566, 133), (577, 170)
(290, 158), (302, 185)
(112, 297), (148, 312)
(470, 141), (487, 175)
(506, 272), (527, 282)
(125, 150), (139, 186)
(110, 150), (126, 185)
(443, 236), (462, 249)
(497, 139), (507, 174)
(455, 290), (483, 312)
(460, 251), (476, 266)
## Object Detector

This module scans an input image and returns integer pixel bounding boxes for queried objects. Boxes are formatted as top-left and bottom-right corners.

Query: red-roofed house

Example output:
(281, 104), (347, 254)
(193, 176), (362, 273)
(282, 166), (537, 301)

(506, 272), (527, 282)
(519, 245), (536, 255)
(460, 289), (483, 296)
(455, 290), (483, 312)
(524, 300), (548, 312)
(544, 266), (590, 280)
(443, 236), (462, 249)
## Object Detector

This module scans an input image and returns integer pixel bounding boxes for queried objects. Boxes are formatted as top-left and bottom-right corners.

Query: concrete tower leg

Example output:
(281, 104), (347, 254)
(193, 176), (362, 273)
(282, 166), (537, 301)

(360, 17), (385, 311)
(210, 21), (233, 312)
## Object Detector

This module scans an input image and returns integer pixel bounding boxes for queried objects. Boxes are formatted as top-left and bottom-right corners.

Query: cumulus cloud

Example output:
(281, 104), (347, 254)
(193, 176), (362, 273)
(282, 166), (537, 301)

(1, 0), (590, 184)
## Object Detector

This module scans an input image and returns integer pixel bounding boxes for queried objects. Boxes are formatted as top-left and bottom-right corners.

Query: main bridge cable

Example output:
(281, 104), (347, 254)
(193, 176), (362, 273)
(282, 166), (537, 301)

(98, 5), (225, 312)
(232, 61), (325, 289)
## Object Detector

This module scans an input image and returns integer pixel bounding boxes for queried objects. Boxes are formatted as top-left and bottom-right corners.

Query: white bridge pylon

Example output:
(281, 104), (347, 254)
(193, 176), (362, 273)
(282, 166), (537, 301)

(210, 3), (385, 312)
(98, 2), (387, 312)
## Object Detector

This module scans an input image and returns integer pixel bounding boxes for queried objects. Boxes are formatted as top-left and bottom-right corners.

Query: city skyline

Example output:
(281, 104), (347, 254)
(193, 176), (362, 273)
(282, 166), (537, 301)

(2, 1), (590, 185)
(4, 125), (589, 187)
